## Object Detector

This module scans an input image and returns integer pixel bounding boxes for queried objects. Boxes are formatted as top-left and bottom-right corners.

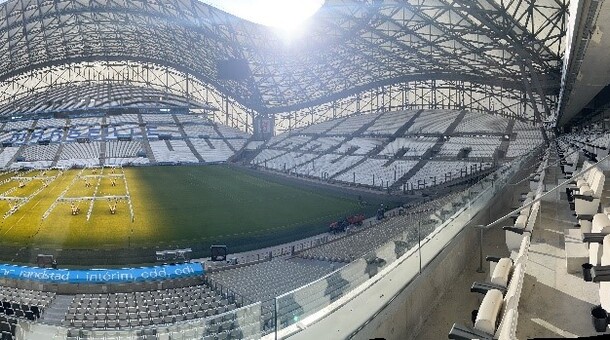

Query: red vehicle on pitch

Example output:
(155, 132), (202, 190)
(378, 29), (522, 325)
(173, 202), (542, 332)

(329, 214), (365, 233)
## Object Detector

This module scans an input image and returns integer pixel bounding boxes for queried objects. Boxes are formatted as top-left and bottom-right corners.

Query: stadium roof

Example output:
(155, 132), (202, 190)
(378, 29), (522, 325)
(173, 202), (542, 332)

(0, 0), (567, 120)
(0, 82), (213, 117)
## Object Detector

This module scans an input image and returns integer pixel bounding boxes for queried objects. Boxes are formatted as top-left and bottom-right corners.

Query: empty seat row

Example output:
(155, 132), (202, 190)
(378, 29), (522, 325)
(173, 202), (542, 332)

(449, 240), (528, 339)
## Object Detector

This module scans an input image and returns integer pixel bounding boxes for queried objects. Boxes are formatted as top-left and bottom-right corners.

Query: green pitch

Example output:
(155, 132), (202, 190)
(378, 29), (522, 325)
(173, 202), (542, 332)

(0, 165), (363, 258)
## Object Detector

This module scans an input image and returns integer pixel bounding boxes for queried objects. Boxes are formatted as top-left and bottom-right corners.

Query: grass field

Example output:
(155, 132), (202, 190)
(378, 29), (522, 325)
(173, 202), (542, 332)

(0, 165), (367, 263)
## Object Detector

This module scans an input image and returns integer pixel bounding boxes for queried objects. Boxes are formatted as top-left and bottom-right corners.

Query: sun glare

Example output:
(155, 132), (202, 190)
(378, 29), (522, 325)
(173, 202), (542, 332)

(202, 0), (324, 35)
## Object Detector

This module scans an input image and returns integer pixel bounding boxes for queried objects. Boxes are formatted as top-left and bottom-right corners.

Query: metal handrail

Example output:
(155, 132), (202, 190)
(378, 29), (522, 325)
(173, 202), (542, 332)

(482, 151), (610, 230)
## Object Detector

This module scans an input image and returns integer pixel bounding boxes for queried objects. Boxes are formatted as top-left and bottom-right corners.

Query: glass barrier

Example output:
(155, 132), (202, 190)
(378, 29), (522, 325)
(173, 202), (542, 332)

(272, 149), (537, 337)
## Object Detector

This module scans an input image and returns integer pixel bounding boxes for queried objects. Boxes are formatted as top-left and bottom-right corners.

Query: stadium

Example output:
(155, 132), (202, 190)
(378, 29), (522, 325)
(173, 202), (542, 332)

(0, 0), (607, 339)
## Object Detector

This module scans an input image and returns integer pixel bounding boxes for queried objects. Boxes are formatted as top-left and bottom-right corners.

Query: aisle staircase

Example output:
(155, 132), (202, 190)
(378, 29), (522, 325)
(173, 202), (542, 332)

(39, 295), (74, 325)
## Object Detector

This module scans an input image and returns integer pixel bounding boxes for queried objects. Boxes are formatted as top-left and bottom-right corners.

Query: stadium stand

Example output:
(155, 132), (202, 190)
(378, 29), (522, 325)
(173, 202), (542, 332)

(271, 135), (312, 150)
(208, 259), (334, 307)
(20, 144), (60, 161)
(298, 117), (346, 135)
(151, 125), (182, 139)
(63, 284), (235, 329)
(70, 117), (102, 126)
(406, 161), (493, 189)
(3, 120), (34, 131)
(0, 286), (55, 320)
(141, 114), (175, 124)
(335, 159), (418, 187)
(57, 142), (102, 167)
(28, 128), (64, 144)
(106, 124), (141, 140)
(149, 140), (198, 163)
(328, 112), (383, 136)
(245, 141), (265, 150)
(454, 112), (509, 133)
(215, 124), (250, 139)
(363, 110), (417, 136)
(107, 114), (139, 125)
(379, 137), (437, 158)
(190, 139), (236, 163)
(262, 152), (318, 172)
(406, 109), (461, 134)
(335, 137), (383, 155)
(300, 137), (344, 152)
(182, 124), (219, 139)
(438, 136), (501, 158)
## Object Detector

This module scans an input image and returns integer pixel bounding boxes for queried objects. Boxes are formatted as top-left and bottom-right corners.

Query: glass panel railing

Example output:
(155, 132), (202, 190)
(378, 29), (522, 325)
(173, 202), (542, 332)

(272, 151), (534, 337)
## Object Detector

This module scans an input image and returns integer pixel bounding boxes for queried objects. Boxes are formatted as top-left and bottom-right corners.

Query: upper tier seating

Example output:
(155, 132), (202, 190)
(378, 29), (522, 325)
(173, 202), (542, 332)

(407, 109), (461, 134)
(71, 117), (102, 126)
(106, 125), (142, 140)
(3, 120), (34, 131)
(106, 114), (139, 125)
(33, 119), (66, 129)
(0, 131), (28, 145)
(270, 135), (312, 150)
(363, 110), (417, 136)
(297, 154), (363, 178)
(379, 137), (437, 157)
(141, 114), (175, 124)
(298, 117), (346, 135)
(328, 112), (383, 136)
(65, 125), (103, 142)
(439, 137), (501, 158)
(300, 137), (344, 152)
(28, 128), (63, 144)
(174, 115), (208, 124)
(335, 137), (383, 155)
(182, 124), (219, 138)
(454, 113), (509, 133)
(148, 124), (182, 139)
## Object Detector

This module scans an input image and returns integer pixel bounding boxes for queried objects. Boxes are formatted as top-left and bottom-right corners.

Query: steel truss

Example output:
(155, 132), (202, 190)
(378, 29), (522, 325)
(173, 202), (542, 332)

(0, 0), (568, 129)
(0, 61), (253, 131)
(275, 79), (555, 133)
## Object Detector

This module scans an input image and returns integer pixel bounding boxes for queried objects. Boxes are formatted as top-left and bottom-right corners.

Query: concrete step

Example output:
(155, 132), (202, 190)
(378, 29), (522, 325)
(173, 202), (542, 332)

(39, 294), (74, 325)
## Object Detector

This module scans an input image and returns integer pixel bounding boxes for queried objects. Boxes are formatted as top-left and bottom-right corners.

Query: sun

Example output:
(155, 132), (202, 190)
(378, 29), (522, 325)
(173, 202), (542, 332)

(202, 0), (324, 35)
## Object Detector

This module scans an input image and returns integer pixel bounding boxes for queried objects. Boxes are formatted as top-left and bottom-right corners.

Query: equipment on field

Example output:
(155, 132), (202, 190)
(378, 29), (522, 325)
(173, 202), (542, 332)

(329, 213), (365, 233)
(210, 245), (228, 262)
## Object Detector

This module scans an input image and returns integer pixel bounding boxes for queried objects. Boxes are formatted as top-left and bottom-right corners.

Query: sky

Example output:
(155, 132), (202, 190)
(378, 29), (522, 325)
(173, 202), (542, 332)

(201, 0), (325, 33)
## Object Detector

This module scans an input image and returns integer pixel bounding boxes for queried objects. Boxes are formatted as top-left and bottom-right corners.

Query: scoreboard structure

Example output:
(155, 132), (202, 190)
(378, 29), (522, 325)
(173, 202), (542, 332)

(254, 115), (275, 140)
